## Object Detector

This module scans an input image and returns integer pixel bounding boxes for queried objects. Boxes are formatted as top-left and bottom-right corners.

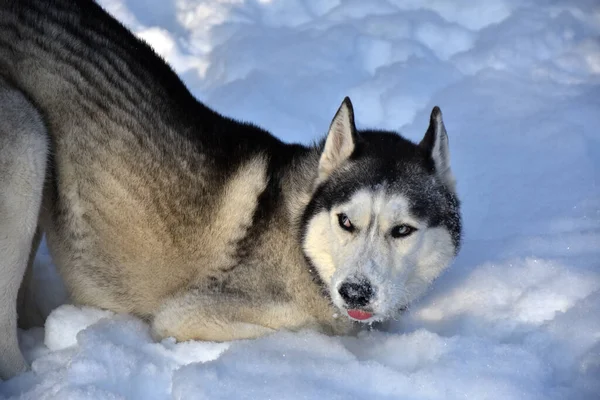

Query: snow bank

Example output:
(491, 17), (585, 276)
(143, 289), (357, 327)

(1, 0), (599, 399)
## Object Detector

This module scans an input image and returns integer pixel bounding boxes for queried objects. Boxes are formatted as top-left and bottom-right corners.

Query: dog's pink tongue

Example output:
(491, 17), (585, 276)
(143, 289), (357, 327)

(347, 309), (372, 321)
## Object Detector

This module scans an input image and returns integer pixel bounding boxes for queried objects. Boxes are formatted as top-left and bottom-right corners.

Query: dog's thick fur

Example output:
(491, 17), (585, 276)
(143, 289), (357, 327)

(0, 0), (461, 379)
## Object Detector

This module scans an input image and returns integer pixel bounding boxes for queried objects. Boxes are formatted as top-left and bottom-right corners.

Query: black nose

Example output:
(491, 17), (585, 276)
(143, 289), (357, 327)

(338, 280), (374, 308)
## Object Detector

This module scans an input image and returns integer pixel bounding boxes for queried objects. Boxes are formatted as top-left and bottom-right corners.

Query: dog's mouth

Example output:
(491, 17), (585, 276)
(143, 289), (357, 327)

(347, 309), (373, 321)
(345, 308), (374, 322)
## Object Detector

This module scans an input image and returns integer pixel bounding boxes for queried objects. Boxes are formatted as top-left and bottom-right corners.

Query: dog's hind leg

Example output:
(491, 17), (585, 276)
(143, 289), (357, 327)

(0, 80), (47, 379)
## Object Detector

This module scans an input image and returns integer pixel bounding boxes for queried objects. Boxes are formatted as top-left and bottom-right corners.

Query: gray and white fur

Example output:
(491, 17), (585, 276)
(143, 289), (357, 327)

(0, 0), (461, 379)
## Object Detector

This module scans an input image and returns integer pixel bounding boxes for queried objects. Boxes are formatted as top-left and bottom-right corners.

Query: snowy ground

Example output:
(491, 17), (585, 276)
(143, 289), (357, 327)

(2, 0), (600, 399)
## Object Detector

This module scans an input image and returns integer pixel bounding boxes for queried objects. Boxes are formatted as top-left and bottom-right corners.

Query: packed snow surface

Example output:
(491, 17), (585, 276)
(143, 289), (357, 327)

(2, 0), (600, 399)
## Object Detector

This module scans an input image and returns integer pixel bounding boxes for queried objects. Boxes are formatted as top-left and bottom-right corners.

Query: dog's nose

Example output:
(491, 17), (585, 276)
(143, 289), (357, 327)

(338, 279), (374, 308)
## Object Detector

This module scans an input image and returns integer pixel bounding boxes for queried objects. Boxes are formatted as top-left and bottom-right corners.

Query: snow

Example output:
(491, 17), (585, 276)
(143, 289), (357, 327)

(1, 0), (599, 399)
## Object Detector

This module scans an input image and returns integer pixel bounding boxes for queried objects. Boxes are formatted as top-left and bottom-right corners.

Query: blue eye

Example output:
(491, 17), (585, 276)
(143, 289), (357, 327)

(337, 213), (354, 232)
(391, 225), (416, 238)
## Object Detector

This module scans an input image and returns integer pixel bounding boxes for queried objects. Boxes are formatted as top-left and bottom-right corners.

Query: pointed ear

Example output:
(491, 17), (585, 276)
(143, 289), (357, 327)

(420, 106), (456, 192)
(318, 97), (358, 182)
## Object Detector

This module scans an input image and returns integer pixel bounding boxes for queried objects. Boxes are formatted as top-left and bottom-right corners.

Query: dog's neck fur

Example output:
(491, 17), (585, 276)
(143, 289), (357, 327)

(280, 145), (323, 229)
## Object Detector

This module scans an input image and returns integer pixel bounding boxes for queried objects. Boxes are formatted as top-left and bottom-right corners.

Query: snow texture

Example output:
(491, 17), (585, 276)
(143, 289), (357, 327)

(2, 0), (600, 399)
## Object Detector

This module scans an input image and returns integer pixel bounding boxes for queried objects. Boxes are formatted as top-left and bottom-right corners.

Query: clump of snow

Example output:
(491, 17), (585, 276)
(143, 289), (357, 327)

(1, 0), (599, 399)
(1, 306), (229, 399)
(44, 306), (115, 352)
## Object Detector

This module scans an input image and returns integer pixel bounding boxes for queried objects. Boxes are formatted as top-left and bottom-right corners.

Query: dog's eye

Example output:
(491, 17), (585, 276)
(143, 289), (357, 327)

(391, 224), (416, 238)
(337, 213), (354, 232)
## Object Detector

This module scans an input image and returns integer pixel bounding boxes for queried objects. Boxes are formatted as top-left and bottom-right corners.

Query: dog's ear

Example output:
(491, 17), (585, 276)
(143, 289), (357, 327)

(318, 97), (357, 182)
(420, 106), (456, 192)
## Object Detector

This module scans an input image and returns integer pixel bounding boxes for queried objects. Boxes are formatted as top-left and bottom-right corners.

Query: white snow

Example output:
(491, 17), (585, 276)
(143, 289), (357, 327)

(1, 0), (599, 399)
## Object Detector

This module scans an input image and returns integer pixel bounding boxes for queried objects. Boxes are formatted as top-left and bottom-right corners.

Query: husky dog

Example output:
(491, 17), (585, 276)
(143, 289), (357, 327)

(0, 0), (461, 379)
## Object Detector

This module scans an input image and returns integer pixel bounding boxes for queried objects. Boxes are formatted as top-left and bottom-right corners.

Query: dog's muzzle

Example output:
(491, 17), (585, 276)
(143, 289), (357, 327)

(338, 277), (376, 321)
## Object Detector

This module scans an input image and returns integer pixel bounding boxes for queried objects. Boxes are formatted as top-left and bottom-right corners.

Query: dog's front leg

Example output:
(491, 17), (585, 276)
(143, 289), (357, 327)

(151, 288), (320, 343)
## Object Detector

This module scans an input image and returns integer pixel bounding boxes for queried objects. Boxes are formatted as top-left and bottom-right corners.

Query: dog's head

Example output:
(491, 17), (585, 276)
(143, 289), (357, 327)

(301, 98), (461, 323)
